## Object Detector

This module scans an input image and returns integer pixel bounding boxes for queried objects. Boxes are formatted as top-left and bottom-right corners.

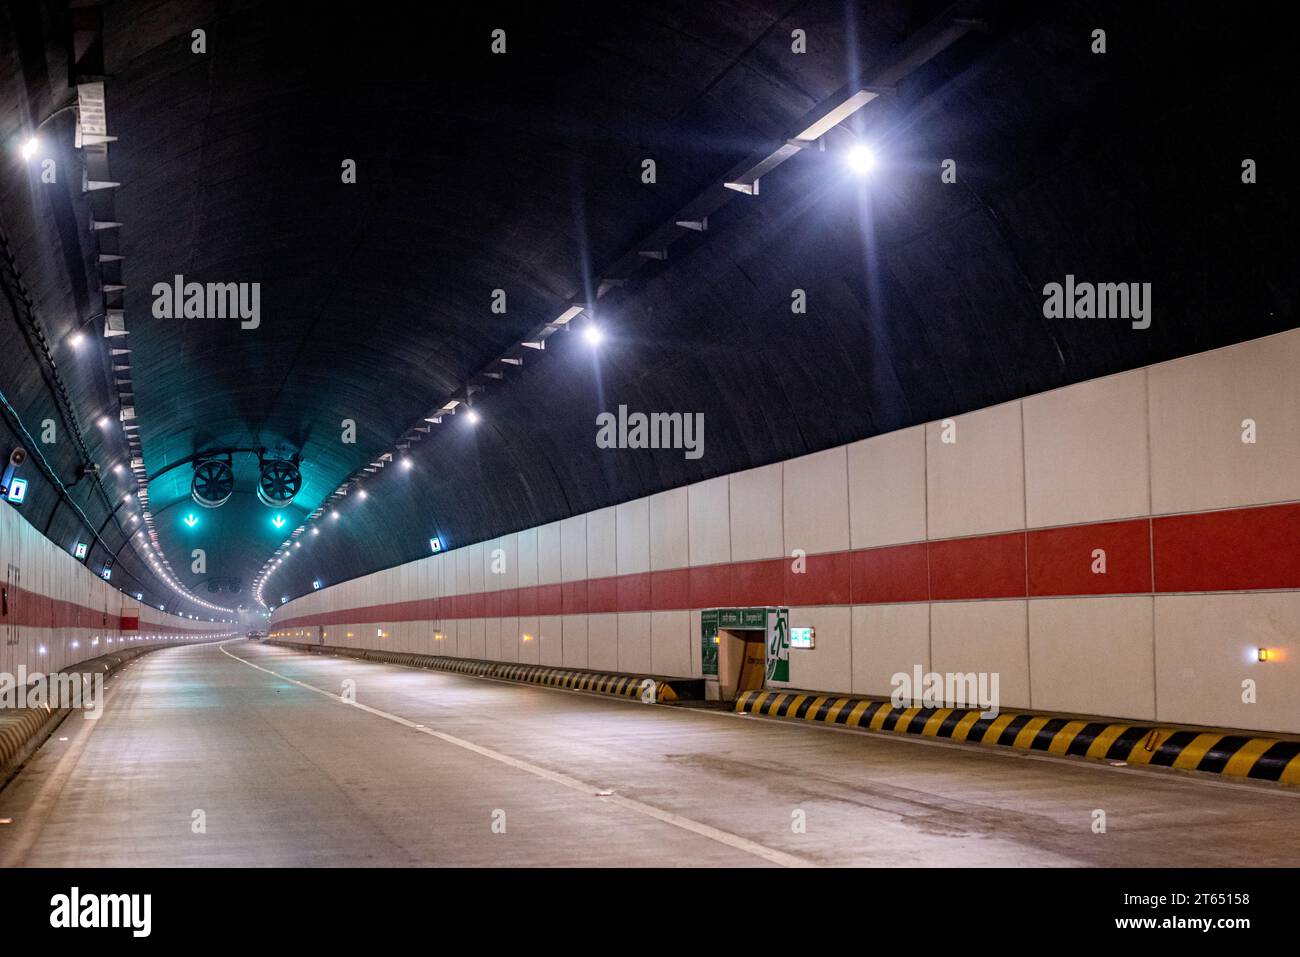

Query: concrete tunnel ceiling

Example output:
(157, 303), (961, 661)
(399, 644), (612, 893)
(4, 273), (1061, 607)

(3, 1), (1296, 612)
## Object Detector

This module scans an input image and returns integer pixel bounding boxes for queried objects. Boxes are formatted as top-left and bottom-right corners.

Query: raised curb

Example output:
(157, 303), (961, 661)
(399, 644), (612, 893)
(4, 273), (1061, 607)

(736, 690), (1300, 785)
(266, 640), (704, 702)
(1, 641), (203, 789)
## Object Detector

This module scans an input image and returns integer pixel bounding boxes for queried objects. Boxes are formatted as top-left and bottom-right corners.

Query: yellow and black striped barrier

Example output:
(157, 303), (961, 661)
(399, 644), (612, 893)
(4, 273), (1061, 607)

(734, 690), (1300, 786)
(269, 641), (702, 703)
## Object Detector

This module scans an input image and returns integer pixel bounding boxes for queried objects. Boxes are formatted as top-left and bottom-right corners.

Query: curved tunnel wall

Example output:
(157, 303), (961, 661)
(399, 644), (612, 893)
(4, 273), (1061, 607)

(1, 495), (230, 679)
(272, 329), (1300, 735)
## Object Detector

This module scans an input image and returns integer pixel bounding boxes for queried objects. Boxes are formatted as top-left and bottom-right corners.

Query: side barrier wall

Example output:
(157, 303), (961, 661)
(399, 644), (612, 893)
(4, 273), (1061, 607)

(273, 330), (1300, 734)
(0, 499), (227, 680)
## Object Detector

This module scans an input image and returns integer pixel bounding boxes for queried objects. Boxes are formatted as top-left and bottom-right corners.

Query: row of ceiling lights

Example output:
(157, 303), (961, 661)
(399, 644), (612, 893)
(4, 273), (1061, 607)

(18, 131), (236, 622)
(255, 151), (884, 615)
(251, 323), (605, 609)
(255, 145), (881, 612)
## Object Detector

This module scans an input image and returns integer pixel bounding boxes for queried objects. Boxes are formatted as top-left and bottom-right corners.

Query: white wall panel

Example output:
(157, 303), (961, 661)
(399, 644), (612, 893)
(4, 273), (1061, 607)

(926, 401), (1025, 539)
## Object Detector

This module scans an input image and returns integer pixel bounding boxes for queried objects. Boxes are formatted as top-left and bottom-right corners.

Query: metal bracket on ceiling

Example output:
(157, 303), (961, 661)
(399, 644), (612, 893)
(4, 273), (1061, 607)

(675, 218), (708, 231)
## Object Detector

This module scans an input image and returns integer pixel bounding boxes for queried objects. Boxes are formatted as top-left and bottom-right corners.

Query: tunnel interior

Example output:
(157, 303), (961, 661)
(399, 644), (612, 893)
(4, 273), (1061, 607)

(0, 0), (1297, 887)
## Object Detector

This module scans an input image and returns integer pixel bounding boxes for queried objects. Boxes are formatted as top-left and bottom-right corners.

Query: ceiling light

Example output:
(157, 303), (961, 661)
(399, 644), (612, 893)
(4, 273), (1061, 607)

(401, 457), (412, 470)
(20, 137), (38, 161)
(97, 416), (110, 429)
(466, 409), (481, 425)
(357, 489), (368, 500)
(583, 324), (604, 346)
(846, 143), (877, 175)
(69, 331), (85, 348)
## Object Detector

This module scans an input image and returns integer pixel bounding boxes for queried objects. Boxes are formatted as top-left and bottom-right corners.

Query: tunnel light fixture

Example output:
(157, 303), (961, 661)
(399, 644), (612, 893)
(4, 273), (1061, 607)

(6, 477), (28, 504)
(357, 489), (368, 501)
(429, 536), (442, 554)
(401, 457), (412, 470)
(311, 527), (319, 536)
(1258, 648), (1274, 662)
(846, 143), (877, 175)
(583, 324), (604, 346)
(330, 510), (339, 520)
(466, 409), (481, 425)
(97, 416), (110, 429)
(69, 331), (85, 348)
(312, 579), (321, 590)
(20, 137), (39, 161)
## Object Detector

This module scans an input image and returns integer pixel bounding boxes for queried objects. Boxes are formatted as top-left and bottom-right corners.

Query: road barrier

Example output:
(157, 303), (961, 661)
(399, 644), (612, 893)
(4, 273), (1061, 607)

(267, 640), (704, 703)
(735, 690), (1300, 785)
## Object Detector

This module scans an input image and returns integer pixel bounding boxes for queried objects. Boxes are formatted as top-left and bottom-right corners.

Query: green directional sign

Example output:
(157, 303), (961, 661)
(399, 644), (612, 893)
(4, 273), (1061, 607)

(766, 607), (790, 684)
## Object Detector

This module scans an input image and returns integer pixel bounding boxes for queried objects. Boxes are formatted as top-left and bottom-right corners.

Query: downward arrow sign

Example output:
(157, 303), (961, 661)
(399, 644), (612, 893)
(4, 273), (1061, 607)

(183, 514), (198, 528)
(271, 514), (286, 529)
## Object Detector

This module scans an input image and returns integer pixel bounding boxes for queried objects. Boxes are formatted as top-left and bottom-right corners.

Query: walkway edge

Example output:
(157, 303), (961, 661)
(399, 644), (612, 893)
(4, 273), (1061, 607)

(735, 691), (1300, 786)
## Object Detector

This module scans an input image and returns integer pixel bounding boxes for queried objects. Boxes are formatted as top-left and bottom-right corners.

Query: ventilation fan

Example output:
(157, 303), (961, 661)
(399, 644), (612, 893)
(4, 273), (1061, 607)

(191, 458), (235, 508)
(257, 455), (302, 508)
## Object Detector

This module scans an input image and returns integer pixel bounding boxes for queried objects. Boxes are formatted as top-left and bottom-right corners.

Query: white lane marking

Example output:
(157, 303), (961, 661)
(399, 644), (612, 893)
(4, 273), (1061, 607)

(219, 642), (814, 868)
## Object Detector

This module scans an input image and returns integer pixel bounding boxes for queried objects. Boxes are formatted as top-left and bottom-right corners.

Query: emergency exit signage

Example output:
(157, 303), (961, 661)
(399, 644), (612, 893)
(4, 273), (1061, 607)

(790, 626), (815, 649)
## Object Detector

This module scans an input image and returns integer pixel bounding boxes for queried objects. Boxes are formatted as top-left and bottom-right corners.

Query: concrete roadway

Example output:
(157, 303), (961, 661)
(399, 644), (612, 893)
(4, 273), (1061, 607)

(1, 640), (1297, 867)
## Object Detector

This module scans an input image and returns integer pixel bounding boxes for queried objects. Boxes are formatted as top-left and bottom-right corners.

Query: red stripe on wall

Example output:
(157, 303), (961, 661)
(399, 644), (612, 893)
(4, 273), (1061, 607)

(785, 551), (851, 606)
(689, 564), (732, 608)
(651, 568), (691, 609)
(1, 583), (221, 636)
(588, 576), (619, 613)
(271, 503), (1300, 632)
(537, 584), (563, 616)
(1028, 519), (1152, 595)
(617, 572), (651, 611)
(730, 559), (783, 606)
(562, 580), (587, 615)
(930, 532), (1026, 600)
(849, 542), (928, 604)
(1154, 502), (1300, 592)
